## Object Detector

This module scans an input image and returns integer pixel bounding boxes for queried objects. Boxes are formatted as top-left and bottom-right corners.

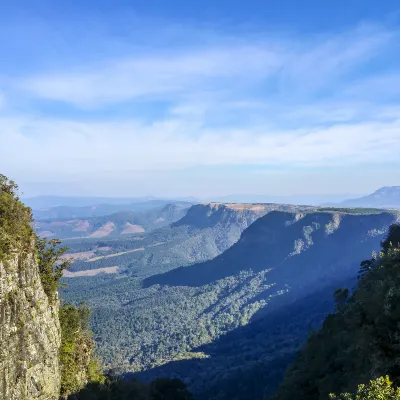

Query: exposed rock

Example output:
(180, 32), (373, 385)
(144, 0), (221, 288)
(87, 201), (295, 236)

(0, 251), (61, 400)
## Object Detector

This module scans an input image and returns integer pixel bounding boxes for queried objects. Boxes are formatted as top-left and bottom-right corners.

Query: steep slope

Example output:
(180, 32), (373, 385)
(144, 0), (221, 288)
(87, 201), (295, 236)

(35, 203), (190, 239)
(0, 176), (61, 400)
(0, 252), (61, 400)
(340, 186), (400, 208)
(145, 210), (398, 289)
(277, 225), (400, 400)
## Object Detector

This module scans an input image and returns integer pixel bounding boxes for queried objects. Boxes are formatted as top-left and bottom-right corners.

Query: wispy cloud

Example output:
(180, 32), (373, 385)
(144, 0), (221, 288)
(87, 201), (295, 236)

(16, 24), (397, 109)
(18, 45), (282, 107)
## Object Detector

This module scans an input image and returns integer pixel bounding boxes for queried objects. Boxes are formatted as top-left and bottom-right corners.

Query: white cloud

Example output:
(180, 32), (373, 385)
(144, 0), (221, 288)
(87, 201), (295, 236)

(1, 114), (399, 183)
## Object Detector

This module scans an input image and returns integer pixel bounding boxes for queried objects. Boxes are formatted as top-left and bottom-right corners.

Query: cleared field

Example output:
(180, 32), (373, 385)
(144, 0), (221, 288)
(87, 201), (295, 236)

(121, 222), (145, 234)
(90, 222), (116, 238)
(86, 247), (145, 262)
(63, 266), (119, 277)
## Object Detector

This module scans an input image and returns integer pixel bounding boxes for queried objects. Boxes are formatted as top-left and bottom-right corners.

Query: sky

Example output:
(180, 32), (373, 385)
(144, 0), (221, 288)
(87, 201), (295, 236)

(1, 0), (400, 198)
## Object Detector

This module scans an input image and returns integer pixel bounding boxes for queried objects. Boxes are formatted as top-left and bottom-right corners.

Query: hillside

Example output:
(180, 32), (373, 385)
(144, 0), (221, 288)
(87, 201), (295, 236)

(62, 207), (399, 399)
(35, 203), (190, 239)
(277, 225), (400, 400)
(145, 209), (398, 288)
(339, 186), (400, 209)
(61, 202), (310, 277)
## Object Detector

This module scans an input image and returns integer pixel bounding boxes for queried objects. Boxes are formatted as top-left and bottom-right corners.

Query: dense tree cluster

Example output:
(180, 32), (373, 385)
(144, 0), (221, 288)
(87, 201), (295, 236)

(60, 303), (104, 398)
(329, 376), (400, 399)
(277, 224), (400, 399)
(71, 376), (192, 400)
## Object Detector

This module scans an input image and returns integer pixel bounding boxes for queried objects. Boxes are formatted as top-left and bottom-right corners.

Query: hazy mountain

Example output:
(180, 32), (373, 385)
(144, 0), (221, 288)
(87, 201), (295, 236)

(209, 194), (356, 206)
(338, 186), (400, 208)
(30, 199), (195, 220)
(35, 203), (191, 239)
(23, 195), (158, 208)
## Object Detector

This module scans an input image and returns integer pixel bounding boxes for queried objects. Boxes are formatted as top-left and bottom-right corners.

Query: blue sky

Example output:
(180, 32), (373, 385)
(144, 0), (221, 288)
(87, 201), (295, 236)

(1, 0), (400, 198)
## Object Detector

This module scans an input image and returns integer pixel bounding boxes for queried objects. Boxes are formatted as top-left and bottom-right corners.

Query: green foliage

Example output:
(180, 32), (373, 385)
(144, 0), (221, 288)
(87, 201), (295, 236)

(36, 237), (71, 302)
(0, 174), (34, 261)
(381, 224), (400, 252)
(69, 374), (192, 400)
(329, 376), (400, 400)
(60, 303), (105, 398)
(0, 174), (70, 302)
(277, 224), (400, 400)
(150, 378), (193, 400)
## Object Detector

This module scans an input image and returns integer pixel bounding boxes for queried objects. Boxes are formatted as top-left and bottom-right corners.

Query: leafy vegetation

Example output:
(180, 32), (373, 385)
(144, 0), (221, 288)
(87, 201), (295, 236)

(70, 375), (192, 400)
(329, 376), (400, 399)
(60, 303), (105, 398)
(0, 174), (34, 261)
(277, 224), (400, 400)
(36, 237), (71, 301)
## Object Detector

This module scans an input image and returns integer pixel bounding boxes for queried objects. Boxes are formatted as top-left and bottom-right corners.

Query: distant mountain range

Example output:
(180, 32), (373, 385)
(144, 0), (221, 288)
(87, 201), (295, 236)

(31, 200), (194, 220)
(337, 186), (400, 208)
(35, 203), (191, 239)
(24, 195), (198, 210)
(208, 194), (353, 206)
(25, 186), (400, 217)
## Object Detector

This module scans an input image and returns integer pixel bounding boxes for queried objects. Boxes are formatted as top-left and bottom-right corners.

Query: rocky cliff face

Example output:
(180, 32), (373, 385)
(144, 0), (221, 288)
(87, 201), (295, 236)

(0, 250), (61, 400)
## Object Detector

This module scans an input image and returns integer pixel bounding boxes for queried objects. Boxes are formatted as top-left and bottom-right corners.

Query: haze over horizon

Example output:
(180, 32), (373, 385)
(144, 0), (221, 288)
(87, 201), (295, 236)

(1, 0), (400, 197)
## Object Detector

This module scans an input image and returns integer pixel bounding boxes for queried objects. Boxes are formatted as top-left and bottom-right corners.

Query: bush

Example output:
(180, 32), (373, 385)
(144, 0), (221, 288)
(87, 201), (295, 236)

(60, 303), (104, 398)
(0, 174), (33, 261)
(330, 376), (400, 399)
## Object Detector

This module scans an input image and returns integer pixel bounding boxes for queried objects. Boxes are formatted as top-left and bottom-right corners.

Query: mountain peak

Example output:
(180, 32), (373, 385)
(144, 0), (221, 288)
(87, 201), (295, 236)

(340, 186), (400, 208)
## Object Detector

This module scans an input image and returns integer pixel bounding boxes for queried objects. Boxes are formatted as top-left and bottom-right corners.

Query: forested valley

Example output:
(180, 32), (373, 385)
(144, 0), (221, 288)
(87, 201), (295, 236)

(57, 199), (400, 399)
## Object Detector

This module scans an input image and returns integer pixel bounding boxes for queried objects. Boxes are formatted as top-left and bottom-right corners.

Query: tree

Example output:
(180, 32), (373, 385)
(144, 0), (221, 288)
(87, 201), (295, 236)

(0, 174), (33, 260)
(150, 378), (193, 400)
(60, 303), (104, 399)
(36, 237), (71, 302)
(330, 376), (400, 399)
(381, 225), (400, 253)
(277, 224), (400, 400)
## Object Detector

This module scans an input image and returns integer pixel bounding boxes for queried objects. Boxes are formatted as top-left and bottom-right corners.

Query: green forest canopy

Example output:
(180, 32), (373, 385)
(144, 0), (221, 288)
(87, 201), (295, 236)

(277, 224), (400, 399)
